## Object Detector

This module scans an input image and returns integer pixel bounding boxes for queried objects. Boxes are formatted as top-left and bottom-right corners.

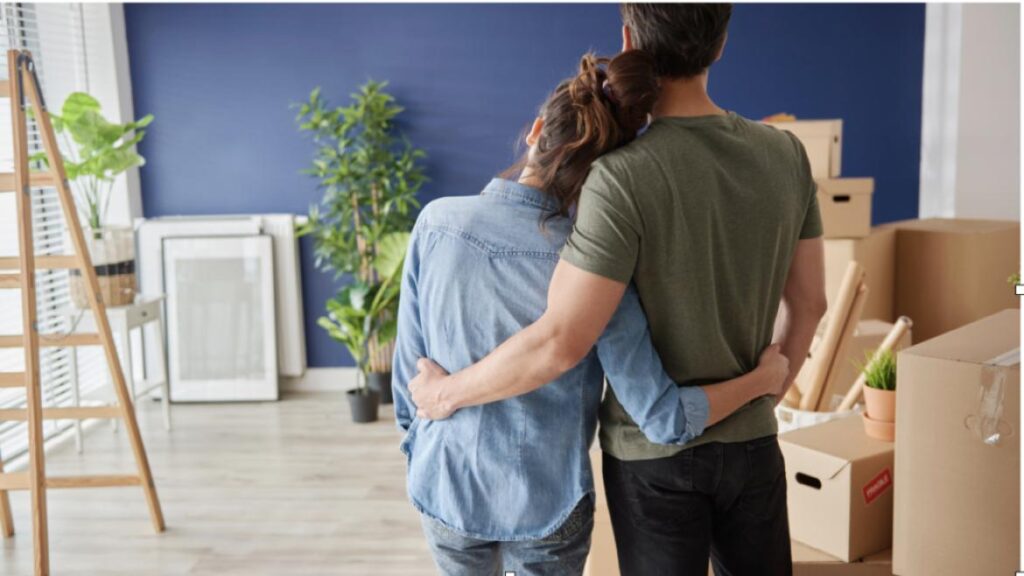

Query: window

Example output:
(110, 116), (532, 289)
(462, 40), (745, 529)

(0, 3), (111, 463)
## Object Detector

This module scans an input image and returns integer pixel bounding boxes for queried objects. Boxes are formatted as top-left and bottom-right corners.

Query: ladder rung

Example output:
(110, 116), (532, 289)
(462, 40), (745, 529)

(0, 255), (79, 271)
(0, 171), (58, 192)
(0, 471), (30, 490)
(0, 274), (18, 289)
(0, 406), (122, 421)
(47, 475), (142, 489)
(0, 333), (101, 348)
(0, 473), (142, 491)
(0, 372), (24, 388)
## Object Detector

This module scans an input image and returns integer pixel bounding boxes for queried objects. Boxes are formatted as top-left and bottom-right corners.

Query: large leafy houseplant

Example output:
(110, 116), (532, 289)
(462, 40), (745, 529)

(296, 81), (425, 400)
(32, 92), (153, 231)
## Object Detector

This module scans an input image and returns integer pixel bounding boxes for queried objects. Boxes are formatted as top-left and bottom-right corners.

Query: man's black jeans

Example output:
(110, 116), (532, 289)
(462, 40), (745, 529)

(603, 435), (792, 575)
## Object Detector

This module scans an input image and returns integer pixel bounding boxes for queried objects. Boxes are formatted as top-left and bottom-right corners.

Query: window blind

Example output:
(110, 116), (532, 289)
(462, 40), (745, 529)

(0, 2), (108, 463)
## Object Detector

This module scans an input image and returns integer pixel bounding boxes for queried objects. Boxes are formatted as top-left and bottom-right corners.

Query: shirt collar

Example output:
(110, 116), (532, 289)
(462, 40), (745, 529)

(481, 178), (560, 212)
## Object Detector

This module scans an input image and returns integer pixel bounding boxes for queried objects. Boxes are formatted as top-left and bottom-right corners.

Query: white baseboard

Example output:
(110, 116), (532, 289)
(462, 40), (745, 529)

(282, 367), (360, 392)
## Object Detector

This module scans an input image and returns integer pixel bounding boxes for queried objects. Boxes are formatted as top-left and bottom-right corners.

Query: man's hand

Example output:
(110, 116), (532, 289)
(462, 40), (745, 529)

(409, 358), (454, 420)
(756, 344), (791, 399)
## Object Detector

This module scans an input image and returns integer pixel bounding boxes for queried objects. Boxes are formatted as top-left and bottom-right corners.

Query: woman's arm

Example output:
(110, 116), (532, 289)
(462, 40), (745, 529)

(392, 227), (427, 432)
(596, 285), (789, 445)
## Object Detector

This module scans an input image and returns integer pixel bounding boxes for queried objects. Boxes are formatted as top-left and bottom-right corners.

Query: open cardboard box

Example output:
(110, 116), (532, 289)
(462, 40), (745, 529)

(893, 309), (1019, 576)
(781, 416), (895, 562)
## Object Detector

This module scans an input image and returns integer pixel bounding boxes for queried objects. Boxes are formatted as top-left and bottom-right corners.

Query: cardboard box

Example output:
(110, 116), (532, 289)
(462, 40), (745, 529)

(766, 119), (843, 178)
(792, 542), (893, 576)
(584, 449), (619, 576)
(893, 309), (1019, 576)
(825, 227), (897, 323)
(796, 320), (913, 412)
(891, 218), (1019, 342)
(781, 416), (895, 561)
(817, 178), (874, 239)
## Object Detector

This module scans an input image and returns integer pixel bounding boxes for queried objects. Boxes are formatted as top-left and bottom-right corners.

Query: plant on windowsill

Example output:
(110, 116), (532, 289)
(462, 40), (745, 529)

(31, 92), (154, 309)
(858, 348), (897, 441)
(294, 81), (425, 421)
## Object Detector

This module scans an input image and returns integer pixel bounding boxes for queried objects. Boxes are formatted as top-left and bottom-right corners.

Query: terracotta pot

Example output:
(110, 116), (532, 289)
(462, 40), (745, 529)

(862, 386), (896, 422)
(862, 413), (895, 442)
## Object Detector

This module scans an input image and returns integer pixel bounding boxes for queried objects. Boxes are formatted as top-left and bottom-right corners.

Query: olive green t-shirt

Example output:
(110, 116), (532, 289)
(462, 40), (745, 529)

(561, 112), (823, 461)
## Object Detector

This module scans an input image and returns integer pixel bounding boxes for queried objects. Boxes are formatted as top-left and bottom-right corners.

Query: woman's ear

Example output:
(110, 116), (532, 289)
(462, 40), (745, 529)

(622, 25), (633, 52)
(526, 117), (544, 147)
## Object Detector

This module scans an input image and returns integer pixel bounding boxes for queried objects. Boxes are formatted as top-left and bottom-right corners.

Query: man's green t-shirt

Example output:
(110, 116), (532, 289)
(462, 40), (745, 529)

(561, 112), (823, 461)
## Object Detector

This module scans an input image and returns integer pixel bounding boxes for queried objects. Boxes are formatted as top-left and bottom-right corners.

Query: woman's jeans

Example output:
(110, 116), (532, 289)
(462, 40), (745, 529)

(420, 497), (594, 576)
(603, 435), (792, 576)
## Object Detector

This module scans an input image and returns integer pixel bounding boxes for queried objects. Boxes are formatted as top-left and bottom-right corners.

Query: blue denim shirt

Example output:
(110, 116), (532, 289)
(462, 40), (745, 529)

(392, 179), (710, 541)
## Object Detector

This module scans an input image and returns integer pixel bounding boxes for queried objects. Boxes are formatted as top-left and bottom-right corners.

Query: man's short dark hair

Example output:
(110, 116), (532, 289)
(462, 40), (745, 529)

(620, 3), (733, 78)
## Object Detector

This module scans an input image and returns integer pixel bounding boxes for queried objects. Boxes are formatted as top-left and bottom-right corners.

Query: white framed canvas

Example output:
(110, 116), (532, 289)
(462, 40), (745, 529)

(162, 235), (279, 402)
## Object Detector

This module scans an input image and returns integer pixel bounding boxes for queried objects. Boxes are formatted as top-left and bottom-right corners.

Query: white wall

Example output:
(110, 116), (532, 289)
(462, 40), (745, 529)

(920, 3), (1021, 220)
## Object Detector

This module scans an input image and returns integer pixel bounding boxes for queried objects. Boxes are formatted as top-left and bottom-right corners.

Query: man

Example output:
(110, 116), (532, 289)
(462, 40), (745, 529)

(410, 4), (826, 575)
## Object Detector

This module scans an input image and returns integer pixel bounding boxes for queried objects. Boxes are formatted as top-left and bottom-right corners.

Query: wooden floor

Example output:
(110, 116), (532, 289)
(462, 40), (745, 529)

(0, 391), (435, 575)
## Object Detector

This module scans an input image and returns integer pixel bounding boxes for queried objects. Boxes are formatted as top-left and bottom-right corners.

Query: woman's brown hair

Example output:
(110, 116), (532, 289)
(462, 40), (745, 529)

(508, 50), (660, 217)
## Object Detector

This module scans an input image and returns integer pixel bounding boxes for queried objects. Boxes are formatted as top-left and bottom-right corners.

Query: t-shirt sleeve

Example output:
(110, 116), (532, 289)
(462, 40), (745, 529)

(560, 162), (642, 284)
(789, 132), (823, 240)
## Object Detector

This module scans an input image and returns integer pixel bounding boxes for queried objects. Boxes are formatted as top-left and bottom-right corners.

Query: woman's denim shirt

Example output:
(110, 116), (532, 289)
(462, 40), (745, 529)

(393, 179), (709, 540)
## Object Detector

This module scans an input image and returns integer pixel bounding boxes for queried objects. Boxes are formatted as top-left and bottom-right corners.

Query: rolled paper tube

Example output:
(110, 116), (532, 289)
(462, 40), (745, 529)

(837, 315), (913, 412)
(800, 262), (865, 410)
(812, 283), (869, 411)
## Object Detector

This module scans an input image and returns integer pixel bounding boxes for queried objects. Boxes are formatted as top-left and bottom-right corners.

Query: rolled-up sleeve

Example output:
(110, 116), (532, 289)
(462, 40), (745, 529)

(595, 285), (709, 445)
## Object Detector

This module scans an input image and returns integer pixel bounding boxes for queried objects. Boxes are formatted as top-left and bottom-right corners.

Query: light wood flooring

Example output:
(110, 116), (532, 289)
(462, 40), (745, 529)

(1, 391), (435, 575)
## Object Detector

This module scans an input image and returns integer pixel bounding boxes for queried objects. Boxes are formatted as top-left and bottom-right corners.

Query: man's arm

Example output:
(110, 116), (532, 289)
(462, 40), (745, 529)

(596, 285), (790, 444)
(410, 260), (789, 424)
(410, 260), (625, 418)
(774, 237), (828, 402)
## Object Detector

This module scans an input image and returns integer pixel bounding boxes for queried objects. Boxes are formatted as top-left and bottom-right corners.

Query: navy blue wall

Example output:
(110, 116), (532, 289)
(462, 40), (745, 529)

(125, 3), (925, 368)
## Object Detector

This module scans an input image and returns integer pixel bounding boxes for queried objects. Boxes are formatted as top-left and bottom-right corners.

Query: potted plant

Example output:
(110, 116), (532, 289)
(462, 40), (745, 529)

(859, 348), (897, 441)
(32, 92), (153, 308)
(295, 81), (425, 414)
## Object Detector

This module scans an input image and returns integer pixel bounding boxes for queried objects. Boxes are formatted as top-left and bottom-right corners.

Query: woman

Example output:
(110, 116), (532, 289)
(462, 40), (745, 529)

(392, 51), (787, 576)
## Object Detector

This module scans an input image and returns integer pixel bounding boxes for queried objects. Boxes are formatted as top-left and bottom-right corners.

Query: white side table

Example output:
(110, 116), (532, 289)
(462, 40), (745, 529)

(67, 295), (172, 453)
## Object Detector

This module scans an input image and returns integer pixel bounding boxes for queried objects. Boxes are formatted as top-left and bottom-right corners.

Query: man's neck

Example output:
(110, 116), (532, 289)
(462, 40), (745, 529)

(652, 72), (727, 119)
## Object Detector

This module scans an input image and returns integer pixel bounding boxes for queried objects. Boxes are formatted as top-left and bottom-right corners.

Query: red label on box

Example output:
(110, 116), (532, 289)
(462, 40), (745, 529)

(862, 468), (892, 505)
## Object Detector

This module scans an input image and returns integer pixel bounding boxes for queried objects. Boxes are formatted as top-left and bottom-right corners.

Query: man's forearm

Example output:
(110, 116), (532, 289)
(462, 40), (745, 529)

(440, 314), (580, 413)
(775, 306), (822, 399)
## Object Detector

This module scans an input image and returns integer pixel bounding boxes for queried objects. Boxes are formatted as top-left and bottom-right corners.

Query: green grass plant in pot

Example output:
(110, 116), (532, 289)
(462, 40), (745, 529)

(859, 348), (897, 441)
(31, 92), (153, 308)
(295, 81), (425, 421)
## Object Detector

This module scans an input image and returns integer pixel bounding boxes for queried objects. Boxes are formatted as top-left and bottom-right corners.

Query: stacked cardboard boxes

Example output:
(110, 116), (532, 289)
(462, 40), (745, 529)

(893, 309), (1019, 575)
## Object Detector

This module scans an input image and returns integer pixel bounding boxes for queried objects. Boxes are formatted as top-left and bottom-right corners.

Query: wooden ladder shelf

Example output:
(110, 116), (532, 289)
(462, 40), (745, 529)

(0, 49), (164, 576)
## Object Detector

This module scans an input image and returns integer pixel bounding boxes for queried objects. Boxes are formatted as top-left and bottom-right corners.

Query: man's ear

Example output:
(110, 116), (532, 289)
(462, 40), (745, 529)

(622, 25), (633, 52)
(714, 32), (728, 62)
(526, 117), (543, 147)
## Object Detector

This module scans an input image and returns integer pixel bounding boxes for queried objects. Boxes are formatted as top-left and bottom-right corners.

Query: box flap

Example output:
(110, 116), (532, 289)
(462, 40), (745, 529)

(816, 178), (874, 197)
(781, 416), (893, 473)
(902, 309), (1020, 364)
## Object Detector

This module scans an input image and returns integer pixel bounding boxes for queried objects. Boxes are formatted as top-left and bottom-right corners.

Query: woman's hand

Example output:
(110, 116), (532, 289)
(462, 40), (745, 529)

(756, 344), (790, 399)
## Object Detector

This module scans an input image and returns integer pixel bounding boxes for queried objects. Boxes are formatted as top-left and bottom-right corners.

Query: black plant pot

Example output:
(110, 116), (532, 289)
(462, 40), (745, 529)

(367, 371), (393, 405)
(346, 388), (380, 423)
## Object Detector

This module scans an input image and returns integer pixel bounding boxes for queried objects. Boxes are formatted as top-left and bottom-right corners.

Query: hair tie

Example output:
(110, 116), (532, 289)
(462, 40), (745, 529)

(601, 79), (618, 105)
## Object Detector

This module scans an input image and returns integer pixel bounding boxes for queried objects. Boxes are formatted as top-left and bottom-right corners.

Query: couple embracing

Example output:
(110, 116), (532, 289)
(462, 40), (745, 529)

(393, 4), (826, 575)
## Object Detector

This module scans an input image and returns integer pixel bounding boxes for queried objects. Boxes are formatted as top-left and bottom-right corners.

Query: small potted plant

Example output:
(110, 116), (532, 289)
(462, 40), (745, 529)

(32, 92), (153, 308)
(317, 233), (408, 423)
(860, 349), (897, 441)
(295, 81), (425, 413)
